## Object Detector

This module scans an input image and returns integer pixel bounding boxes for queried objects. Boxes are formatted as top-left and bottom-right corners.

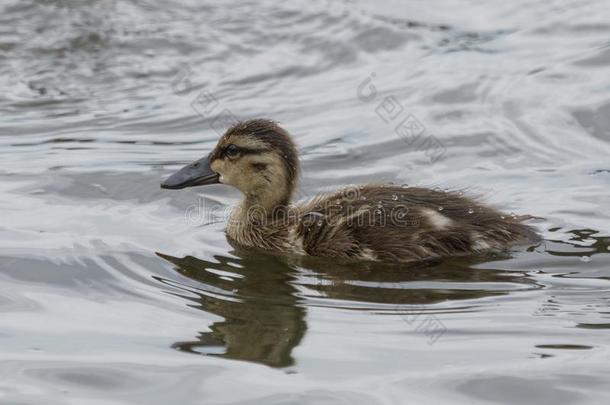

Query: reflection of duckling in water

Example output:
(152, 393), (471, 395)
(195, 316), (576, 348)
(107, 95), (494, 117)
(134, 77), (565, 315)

(161, 119), (538, 262)
(157, 251), (306, 368)
(156, 249), (535, 367)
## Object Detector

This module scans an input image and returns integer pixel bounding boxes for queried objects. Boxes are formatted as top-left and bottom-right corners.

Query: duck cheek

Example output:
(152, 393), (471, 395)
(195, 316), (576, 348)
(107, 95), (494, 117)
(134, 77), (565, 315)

(210, 159), (223, 173)
(210, 160), (226, 184)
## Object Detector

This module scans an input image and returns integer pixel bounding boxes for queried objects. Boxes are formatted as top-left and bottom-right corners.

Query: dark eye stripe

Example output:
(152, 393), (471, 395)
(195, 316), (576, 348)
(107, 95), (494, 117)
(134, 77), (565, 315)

(240, 147), (269, 155)
(229, 147), (269, 156)
(212, 146), (270, 161)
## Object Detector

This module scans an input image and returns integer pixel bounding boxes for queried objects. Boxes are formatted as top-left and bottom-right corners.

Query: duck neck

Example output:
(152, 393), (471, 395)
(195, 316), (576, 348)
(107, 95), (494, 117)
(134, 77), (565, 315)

(226, 192), (291, 246)
(231, 185), (289, 226)
(243, 188), (292, 219)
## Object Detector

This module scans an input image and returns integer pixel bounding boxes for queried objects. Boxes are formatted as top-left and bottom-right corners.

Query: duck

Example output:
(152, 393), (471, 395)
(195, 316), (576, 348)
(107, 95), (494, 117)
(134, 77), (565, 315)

(161, 119), (538, 262)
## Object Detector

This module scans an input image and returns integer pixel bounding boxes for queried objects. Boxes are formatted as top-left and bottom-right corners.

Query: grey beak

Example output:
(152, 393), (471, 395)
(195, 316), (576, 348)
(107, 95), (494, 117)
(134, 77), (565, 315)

(160, 153), (220, 189)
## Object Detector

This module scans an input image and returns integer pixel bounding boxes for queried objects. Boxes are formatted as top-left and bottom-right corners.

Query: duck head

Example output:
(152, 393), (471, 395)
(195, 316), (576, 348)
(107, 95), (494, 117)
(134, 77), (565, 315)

(161, 119), (299, 209)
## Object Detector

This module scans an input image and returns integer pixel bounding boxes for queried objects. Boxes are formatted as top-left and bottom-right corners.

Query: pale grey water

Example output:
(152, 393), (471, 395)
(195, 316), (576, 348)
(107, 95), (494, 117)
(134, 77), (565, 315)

(1, 0), (609, 404)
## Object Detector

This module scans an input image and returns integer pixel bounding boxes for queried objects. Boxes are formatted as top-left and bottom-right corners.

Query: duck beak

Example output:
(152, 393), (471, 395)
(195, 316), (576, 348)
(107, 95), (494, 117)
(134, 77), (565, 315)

(160, 153), (220, 189)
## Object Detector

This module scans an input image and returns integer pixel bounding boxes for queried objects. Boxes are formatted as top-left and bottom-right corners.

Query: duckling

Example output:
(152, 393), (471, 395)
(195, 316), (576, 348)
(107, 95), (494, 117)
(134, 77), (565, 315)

(161, 119), (538, 262)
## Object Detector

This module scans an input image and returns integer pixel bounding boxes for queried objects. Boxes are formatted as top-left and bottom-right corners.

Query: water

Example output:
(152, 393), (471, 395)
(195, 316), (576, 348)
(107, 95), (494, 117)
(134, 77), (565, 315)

(1, 0), (609, 403)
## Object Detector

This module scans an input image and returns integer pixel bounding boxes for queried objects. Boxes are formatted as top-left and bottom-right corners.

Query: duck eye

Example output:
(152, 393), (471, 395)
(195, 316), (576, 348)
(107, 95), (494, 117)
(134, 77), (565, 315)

(224, 144), (239, 158)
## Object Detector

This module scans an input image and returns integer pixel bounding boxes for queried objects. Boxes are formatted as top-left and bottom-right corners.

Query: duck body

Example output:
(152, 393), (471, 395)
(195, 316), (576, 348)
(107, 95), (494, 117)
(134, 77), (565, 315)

(161, 119), (538, 263)
(226, 184), (537, 262)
